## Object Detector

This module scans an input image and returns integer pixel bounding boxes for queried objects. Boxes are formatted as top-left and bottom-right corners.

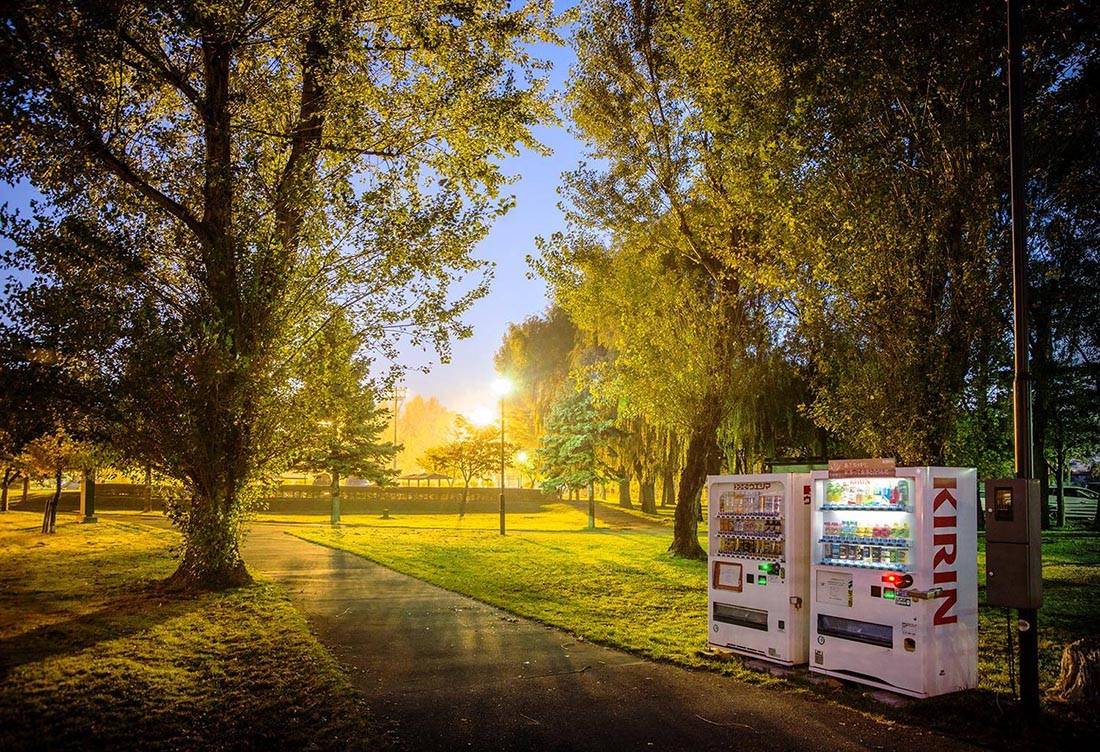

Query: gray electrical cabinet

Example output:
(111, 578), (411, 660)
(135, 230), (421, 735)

(983, 478), (1042, 609)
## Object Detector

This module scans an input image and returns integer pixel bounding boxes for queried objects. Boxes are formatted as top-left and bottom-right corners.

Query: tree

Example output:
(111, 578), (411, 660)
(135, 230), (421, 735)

(422, 417), (513, 517)
(494, 307), (577, 461)
(391, 395), (458, 475)
(1, 1), (555, 588)
(292, 311), (397, 521)
(542, 0), (826, 558)
(21, 427), (105, 534)
(538, 388), (615, 497)
(1026, 12), (1100, 527)
(0, 326), (78, 513)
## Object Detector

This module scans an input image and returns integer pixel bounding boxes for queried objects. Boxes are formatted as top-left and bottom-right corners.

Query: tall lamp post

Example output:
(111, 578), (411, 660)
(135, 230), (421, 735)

(391, 385), (407, 474)
(1007, 0), (1039, 715)
(492, 377), (513, 535)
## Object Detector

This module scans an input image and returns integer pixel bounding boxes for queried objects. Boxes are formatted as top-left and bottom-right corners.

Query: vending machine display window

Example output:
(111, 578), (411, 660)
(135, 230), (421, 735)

(816, 477), (915, 572)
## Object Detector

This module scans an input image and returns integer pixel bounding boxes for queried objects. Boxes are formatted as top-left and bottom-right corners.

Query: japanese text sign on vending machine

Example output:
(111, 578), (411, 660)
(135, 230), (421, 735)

(828, 458), (896, 479)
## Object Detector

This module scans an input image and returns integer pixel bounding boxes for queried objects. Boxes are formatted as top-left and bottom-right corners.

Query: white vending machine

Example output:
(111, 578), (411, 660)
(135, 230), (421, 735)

(809, 465), (978, 697)
(707, 473), (811, 666)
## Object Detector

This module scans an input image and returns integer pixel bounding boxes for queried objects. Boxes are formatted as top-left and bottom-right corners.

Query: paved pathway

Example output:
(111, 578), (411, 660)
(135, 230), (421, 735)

(238, 523), (978, 752)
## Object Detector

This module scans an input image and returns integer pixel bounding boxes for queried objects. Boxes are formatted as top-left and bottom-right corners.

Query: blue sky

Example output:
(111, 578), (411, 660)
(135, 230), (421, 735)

(0, 3), (582, 418)
(406, 27), (582, 416)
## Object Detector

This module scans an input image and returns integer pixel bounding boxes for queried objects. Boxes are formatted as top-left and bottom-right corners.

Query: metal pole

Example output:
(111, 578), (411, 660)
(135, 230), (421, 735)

(499, 396), (506, 536)
(1007, 0), (1040, 716)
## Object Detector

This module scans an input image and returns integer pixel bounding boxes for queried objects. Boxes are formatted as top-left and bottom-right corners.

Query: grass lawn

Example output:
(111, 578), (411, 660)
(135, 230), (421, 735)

(296, 509), (1099, 748)
(0, 511), (380, 752)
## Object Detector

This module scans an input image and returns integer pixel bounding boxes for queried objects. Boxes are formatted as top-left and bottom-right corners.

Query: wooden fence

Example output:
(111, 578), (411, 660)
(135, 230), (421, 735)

(6, 483), (554, 516)
(262, 484), (553, 515)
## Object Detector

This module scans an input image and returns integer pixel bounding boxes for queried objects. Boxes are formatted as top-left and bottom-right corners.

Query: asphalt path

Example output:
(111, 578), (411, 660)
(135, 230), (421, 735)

(230, 522), (979, 752)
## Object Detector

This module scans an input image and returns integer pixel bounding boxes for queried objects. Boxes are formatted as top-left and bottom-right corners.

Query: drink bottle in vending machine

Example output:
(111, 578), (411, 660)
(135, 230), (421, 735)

(809, 465), (978, 697)
(707, 473), (811, 666)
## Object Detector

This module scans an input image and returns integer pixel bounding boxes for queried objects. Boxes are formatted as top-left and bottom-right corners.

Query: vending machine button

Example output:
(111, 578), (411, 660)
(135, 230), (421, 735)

(757, 575), (768, 586)
(883, 588), (896, 600)
(746, 574), (755, 584)
(871, 585), (882, 598)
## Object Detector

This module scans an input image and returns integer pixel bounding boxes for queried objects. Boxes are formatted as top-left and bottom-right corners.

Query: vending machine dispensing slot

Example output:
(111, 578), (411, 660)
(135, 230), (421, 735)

(816, 614), (893, 649)
(713, 603), (769, 631)
(707, 473), (811, 666)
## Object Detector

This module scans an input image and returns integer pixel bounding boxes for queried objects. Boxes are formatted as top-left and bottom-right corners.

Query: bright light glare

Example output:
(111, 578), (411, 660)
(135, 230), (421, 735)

(468, 406), (494, 427)
(515, 450), (529, 464)
(491, 376), (514, 396)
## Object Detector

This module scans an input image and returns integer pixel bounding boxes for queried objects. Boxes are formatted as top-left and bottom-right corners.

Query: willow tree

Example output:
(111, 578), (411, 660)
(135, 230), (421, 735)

(544, 0), (827, 557)
(1, 1), (554, 588)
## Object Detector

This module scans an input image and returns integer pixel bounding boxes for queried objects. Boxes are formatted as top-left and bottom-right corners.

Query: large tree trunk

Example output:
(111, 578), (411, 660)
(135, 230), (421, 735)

(0, 467), (13, 512)
(41, 467), (62, 534)
(21, 475), (29, 505)
(669, 406), (722, 559)
(460, 482), (469, 518)
(144, 465), (153, 513)
(617, 473), (632, 508)
(168, 491), (251, 590)
(661, 430), (678, 508)
(640, 480), (657, 514)
(660, 470), (675, 508)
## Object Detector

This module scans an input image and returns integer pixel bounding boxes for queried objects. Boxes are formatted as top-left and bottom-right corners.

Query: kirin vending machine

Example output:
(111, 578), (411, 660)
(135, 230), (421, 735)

(809, 462), (977, 697)
(707, 473), (811, 666)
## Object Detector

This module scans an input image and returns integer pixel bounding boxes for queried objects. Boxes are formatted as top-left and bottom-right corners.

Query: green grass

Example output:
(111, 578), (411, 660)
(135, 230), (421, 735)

(976, 530), (1100, 695)
(0, 512), (379, 752)
(295, 509), (1099, 748)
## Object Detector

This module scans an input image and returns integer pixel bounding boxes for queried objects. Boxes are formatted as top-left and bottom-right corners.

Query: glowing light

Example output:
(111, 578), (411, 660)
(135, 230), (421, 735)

(491, 376), (514, 396)
(468, 406), (494, 427)
(516, 450), (529, 464)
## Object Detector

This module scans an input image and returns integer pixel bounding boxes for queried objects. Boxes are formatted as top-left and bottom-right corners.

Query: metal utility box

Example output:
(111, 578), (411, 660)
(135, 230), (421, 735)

(984, 478), (1042, 609)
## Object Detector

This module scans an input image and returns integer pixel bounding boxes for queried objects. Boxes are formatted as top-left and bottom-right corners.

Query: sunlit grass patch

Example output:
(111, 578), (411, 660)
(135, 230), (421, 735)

(0, 512), (378, 752)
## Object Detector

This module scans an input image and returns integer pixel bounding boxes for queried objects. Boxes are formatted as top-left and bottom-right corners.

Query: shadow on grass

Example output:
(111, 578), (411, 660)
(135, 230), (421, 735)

(0, 583), (208, 677)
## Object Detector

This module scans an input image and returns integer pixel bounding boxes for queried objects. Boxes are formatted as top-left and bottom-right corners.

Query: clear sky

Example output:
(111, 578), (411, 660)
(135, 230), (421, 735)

(0, 4), (582, 420)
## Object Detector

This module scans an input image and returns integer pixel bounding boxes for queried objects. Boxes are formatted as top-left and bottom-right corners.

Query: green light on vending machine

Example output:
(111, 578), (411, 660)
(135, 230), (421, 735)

(758, 562), (777, 574)
(883, 588), (896, 600)
(757, 575), (768, 586)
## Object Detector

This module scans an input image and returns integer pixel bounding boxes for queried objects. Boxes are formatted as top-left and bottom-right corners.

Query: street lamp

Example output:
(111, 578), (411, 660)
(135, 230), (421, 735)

(390, 385), (406, 474)
(492, 376), (513, 535)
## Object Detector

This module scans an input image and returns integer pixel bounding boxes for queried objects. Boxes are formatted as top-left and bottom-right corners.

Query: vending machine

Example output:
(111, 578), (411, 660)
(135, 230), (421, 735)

(808, 465), (978, 697)
(707, 473), (811, 666)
